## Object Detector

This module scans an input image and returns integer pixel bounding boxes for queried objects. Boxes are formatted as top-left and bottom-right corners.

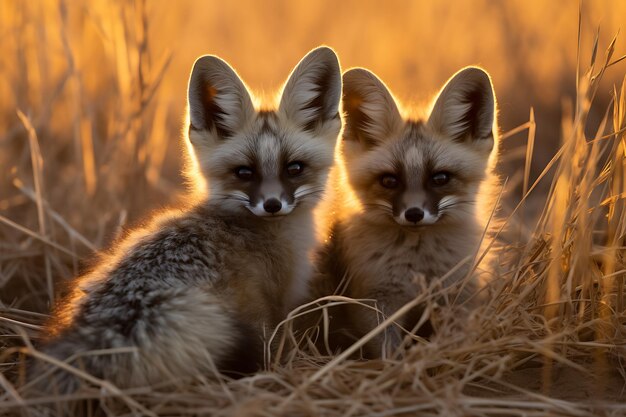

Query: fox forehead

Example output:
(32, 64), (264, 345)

(398, 140), (486, 184)
(208, 134), (287, 177)
(402, 145), (425, 173)
(205, 111), (334, 177)
(354, 122), (487, 184)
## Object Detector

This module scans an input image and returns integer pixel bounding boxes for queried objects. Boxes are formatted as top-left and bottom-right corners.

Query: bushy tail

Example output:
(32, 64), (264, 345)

(27, 288), (261, 395)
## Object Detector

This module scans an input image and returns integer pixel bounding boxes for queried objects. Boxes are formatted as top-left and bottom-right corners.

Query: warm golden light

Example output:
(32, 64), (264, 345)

(1, 1), (625, 415)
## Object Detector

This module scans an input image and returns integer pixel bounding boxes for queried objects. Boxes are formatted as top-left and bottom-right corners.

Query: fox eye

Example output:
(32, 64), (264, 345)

(286, 161), (304, 177)
(235, 166), (254, 180)
(380, 174), (399, 189)
(431, 172), (450, 186)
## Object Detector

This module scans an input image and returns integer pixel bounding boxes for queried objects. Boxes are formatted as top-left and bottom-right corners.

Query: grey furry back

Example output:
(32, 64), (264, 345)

(36, 205), (275, 392)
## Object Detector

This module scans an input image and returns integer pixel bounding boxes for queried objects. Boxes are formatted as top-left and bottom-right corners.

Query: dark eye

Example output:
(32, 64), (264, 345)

(380, 174), (400, 189)
(235, 166), (254, 180)
(431, 172), (450, 186)
(286, 161), (304, 177)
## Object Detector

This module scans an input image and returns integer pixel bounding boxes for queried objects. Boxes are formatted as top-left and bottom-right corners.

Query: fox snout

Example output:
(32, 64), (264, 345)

(263, 198), (282, 214)
(403, 207), (423, 223)
(396, 206), (440, 226)
(248, 197), (293, 217)
(242, 176), (294, 217)
(394, 200), (440, 227)
(247, 187), (295, 217)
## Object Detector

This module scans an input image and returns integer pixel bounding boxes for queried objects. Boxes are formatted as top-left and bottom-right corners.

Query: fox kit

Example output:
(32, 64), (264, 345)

(310, 66), (499, 357)
(34, 47), (342, 392)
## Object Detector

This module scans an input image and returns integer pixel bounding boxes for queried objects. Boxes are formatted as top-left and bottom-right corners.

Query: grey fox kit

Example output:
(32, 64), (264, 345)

(33, 47), (342, 392)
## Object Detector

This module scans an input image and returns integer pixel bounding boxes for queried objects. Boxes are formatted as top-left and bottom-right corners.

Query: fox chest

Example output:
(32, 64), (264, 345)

(346, 233), (467, 292)
(222, 234), (302, 325)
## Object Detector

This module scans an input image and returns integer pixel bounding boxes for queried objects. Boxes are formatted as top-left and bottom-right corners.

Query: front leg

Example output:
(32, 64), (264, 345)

(349, 279), (421, 359)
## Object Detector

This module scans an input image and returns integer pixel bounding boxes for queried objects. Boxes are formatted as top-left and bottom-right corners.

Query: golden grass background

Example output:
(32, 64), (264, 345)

(1, 1), (626, 415)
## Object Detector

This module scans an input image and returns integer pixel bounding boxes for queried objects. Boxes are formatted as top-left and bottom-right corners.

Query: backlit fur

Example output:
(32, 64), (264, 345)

(34, 46), (342, 393)
(309, 66), (500, 358)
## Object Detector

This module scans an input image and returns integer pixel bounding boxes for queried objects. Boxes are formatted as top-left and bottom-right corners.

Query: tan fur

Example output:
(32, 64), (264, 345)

(307, 66), (500, 358)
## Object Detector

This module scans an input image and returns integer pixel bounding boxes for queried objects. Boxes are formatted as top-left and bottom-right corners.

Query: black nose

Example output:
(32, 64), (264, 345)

(263, 198), (282, 214)
(404, 207), (424, 223)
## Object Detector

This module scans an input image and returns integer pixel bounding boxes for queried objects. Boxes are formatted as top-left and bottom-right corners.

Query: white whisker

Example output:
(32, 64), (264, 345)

(374, 199), (392, 210)
(294, 185), (326, 199)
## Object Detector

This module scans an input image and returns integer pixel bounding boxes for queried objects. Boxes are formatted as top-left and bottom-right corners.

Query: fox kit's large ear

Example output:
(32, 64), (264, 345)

(278, 47), (342, 131)
(342, 68), (403, 149)
(188, 55), (255, 139)
(428, 67), (496, 151)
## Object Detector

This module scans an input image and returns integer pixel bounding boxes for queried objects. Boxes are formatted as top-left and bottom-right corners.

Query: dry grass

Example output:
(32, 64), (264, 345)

(1, 1), (626, 416)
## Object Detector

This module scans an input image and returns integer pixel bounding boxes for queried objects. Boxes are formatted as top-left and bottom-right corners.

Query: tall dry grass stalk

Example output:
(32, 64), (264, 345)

(1, 2), (625, 416)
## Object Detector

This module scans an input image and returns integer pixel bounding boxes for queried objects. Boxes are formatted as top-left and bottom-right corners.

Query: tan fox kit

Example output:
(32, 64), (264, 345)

(310, 66), (499, 357)
(34, 47), (342, 392)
